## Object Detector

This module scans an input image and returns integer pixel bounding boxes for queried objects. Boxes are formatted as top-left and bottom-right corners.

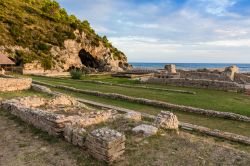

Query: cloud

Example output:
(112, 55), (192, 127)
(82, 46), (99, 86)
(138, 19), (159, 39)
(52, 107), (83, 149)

(57, 0), (250, 63)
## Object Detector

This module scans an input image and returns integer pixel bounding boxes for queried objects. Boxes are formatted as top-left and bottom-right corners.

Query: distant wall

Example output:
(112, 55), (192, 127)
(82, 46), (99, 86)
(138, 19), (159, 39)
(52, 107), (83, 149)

(178, 70), (231, 82)
(145, 78), (243, 91)
(234, 73), (250, 84)
(0, 77), (32, 92)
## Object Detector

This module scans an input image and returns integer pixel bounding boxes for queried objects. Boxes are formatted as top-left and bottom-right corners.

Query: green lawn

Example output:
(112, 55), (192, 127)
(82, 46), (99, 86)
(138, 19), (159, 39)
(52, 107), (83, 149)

(29, 75), (250, 116)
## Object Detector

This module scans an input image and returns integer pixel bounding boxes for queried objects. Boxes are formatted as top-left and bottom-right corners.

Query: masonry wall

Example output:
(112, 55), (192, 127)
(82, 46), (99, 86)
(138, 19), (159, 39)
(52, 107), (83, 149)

(0, 77), (32, 92)
(234, 73), (250, 84)
(145, 77), (243, 91)
(178, 70), (231, 82)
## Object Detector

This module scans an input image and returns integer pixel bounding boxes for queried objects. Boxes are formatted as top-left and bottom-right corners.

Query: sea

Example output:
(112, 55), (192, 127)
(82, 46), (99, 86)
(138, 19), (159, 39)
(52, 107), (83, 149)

(129, 63), (250, 73)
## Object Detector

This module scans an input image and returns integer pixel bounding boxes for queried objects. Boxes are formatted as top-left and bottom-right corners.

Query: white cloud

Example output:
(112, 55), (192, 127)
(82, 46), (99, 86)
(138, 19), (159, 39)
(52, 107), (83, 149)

(57, 0), (250, 63)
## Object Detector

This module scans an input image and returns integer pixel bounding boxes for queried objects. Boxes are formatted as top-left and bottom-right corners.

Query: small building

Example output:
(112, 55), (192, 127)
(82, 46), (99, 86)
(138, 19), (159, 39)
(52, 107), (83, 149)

(0, 54), (15, 74)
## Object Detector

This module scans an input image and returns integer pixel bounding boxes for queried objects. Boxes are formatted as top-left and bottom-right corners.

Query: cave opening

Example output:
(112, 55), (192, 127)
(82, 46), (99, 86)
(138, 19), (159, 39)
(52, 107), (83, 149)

(78, 49), (99, 68)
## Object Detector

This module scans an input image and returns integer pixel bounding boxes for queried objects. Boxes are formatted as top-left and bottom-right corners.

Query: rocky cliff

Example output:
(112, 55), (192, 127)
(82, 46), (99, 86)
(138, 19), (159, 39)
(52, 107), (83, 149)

(0, 0), (131, 72)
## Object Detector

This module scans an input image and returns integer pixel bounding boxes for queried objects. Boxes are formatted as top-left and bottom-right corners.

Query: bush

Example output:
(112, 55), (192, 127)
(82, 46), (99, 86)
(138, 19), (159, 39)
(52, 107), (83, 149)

(70, 69), (83, 79)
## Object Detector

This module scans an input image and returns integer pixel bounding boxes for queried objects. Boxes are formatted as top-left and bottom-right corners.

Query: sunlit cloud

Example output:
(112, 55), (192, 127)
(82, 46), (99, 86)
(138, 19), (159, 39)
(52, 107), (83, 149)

(57, 0), (250, 63)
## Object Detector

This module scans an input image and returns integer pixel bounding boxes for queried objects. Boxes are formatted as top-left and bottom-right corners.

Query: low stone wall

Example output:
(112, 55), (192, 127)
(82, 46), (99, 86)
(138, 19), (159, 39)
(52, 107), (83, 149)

(179, 70), (231, 81)
(0, 95), (126, 162)
(0, 77), (32, 92)
(145, 78), (243, 91)
(33, 81), (250, 122)
(235, 73), (250, 84)
(180, 122), (250, 145)
(1, 100), (69, 136)
(31, 84), (52, 94)
(86, 128), (126, 163)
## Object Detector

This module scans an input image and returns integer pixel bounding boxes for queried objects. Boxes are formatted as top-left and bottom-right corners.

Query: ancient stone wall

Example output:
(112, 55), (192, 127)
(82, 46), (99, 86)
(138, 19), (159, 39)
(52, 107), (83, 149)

(178, 70), (231, 81)
(0, 77), (32, 92)
(234, 73), (250, 84)
(37, 83), (249, 122)
(145, 77), (243, 91)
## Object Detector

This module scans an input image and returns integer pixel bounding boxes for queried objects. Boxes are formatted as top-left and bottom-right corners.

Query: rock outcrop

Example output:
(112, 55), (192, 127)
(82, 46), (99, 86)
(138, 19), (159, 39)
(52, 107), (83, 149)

(50, 30), (131, 72)
(0, 0), (131, 73)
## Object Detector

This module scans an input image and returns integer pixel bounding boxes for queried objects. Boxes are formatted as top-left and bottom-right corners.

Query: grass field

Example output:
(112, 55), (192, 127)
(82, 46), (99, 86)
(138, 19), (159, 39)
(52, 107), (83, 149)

(29, 75), (250, 116)
(1, 77), (250, 165)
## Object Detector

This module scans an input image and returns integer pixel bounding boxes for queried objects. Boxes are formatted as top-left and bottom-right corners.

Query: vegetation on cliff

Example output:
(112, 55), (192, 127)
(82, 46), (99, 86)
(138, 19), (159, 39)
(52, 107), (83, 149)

(0, 0), (125, 69)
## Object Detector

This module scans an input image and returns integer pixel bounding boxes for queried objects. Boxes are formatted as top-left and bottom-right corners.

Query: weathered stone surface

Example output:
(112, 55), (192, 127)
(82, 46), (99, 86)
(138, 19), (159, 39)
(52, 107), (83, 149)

(31, 84), (52, 94)
(86, 127), (125, 163)
(7, 96), (47, 108)
(154, 111), (179, 130)
(145, 77), (243, 91)
(0, 77), (32, 92)
(223, 65), (239, 81)
(48, 94), (78, 106)
(165, 64), (176, 74)
(0, 100), (69, 136)
(132, 124), (158, 136)
(124, 111), (142, 122)
(67, 110), (113, 128)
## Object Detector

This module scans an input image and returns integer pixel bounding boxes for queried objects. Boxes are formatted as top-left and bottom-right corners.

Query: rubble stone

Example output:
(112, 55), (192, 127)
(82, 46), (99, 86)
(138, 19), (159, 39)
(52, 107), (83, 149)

(154, 111), (179, 130)
(132, 124), (158, 136)
(165, 64), (177, 74)
(86, 128), (125, 163)
(0, 77), (32, 92)
(32, 84), (52, 94)
(124, 111), (142, 122)
(48, 94), (78, 106)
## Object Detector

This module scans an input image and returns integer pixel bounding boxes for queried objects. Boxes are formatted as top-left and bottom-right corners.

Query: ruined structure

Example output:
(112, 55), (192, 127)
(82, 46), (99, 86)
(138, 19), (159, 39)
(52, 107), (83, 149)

(154, 111), (179, 130)
(86, 128), (126, 163)
(0, 77), (32, 92)
(141, 64), (250, 91)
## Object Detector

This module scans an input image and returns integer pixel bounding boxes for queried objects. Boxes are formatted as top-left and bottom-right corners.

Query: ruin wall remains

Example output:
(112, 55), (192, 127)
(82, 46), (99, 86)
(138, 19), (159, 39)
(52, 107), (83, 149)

(0, 77), (32, 92)
(145, 77), (243, 91)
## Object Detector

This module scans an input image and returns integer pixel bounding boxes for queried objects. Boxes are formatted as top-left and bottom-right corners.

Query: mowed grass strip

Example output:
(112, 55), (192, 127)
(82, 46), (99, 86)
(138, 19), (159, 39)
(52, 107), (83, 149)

(30, 75), (250, 116)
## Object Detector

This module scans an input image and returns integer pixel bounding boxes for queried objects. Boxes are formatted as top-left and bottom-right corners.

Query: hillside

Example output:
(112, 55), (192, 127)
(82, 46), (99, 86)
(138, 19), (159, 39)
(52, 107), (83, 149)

(0, 0), (131, 72)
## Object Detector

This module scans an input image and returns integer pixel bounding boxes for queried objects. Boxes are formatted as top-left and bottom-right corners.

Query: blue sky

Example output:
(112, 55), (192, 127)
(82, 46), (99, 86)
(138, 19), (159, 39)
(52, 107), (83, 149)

(57, 0), (250, 63)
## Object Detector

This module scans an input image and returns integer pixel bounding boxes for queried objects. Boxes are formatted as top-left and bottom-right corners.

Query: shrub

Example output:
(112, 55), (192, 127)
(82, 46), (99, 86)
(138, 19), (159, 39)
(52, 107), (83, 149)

(70, 69), (83, 79)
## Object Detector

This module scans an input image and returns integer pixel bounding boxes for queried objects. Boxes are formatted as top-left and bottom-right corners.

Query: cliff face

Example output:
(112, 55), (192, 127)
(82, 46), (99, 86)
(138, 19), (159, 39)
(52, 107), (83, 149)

(0, 0), (131, 72)
(50, 30), (130, 72)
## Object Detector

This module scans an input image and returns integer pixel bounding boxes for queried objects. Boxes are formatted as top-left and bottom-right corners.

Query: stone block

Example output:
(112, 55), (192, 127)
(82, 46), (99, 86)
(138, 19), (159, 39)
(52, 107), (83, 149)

(124, 111), (142, 122)
(132, 124), (158, 136)
(154, 111), (179, 130)
(86, 127), (125, 163)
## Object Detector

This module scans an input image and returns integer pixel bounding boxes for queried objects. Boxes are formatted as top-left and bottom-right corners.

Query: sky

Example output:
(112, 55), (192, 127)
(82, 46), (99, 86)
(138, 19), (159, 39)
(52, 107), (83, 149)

(57, 0), (250, 63)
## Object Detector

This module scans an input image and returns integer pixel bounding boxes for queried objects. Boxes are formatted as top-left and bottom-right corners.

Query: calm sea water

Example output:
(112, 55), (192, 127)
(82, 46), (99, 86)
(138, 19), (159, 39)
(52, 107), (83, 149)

(130, 63), (250, 73)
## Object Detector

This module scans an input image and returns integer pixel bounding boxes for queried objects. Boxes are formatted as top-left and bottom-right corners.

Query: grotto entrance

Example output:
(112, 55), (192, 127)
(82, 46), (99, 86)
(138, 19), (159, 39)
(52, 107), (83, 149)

(78, 49), (99, 68)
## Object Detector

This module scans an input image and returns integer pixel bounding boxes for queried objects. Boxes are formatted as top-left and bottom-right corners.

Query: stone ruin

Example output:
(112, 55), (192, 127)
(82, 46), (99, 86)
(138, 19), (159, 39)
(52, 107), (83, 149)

(0, 77), (32, 92)
(141, 64), (250, 91)
(86, 128), (126, 163)
(132, 124), (158, 136)
(0, 94), (125, 163)
(154, 111), (179, 130)
(222, 65), (239, 81)
(0, 91), (181, 163)
(165, 64), (177, 74)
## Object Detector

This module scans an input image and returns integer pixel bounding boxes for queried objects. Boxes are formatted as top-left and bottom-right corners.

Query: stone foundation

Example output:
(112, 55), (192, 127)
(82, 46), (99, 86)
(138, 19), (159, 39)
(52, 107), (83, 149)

(0, 77), (32, 92)
(132, 124), (158, 136)
(144, 77), (243, 91)
(86, 128), (126, 163)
